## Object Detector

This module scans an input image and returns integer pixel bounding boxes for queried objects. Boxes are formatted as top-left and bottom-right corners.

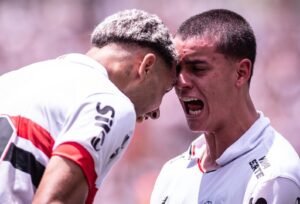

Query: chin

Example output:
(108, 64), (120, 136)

(187, 121), (204, 133)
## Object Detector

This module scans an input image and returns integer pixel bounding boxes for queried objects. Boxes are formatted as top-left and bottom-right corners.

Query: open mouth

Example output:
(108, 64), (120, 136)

(182, 98), (204, 115)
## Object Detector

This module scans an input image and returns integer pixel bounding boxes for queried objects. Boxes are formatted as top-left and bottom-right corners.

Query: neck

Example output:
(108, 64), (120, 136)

(86, 46), (133, 92)
(205, 99), (258, 161)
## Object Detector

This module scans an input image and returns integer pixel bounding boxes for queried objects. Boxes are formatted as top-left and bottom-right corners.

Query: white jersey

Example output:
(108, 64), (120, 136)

(151, 112), (300, 204)
(0, 53), (136, 204)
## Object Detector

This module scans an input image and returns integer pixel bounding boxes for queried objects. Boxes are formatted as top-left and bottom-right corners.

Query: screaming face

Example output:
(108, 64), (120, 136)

(175, 36), (239, 132)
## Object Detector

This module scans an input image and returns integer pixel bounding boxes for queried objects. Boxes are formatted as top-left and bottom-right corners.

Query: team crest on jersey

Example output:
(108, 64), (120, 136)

(91, 102), (115, 151)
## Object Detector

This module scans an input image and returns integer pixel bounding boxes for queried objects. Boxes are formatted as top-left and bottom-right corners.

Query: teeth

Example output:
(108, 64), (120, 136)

(181, 97), (199, 102)
(189, 109), (202, 115)
(180, 97), (203, 115)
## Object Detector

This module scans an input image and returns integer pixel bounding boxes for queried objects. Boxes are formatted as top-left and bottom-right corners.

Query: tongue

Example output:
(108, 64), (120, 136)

(187, 101), (203, 111)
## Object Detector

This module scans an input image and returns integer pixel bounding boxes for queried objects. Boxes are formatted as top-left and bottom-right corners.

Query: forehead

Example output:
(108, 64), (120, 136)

(175, 36), (220, 61)
(175, 36), (235, 71)
(175, 36), (217, 53)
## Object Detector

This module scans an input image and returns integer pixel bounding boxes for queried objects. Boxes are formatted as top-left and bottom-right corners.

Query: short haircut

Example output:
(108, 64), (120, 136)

(91, 9), (177, 68)
(177, 9), (256, 82)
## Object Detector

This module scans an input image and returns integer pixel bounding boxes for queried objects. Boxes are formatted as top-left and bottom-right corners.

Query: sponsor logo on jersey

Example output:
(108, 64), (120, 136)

(258, 156), (270, 169)
(249, 156), (270, 179)
(249, 159), (264, 179)
(109, 134), (130, 160)
(91, 102), (115, 151)
(161, 196), (168, 204)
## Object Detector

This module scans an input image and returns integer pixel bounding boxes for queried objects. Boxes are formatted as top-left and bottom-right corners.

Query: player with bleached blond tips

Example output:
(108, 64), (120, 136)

(0, 9), (177, 204)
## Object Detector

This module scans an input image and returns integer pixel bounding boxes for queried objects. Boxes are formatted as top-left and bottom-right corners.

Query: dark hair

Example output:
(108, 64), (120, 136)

(177, 9), (256, 82)
(91, 9), (177, 68)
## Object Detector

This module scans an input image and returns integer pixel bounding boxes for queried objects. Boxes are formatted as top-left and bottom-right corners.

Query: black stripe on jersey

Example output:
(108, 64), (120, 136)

(3, 143), (45, 188)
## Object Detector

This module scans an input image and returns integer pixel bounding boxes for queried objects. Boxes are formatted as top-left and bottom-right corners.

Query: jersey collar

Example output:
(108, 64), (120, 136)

(57, 53), (108, 77)
(216, 111), (270, 166)
(188, 112), (270, 167)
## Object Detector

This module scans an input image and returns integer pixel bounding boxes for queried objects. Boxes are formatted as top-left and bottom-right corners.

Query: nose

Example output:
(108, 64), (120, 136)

(176, 70), (192, 91)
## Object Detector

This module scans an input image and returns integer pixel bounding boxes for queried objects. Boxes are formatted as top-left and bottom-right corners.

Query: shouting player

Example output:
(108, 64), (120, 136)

(151, 9), (300, 204)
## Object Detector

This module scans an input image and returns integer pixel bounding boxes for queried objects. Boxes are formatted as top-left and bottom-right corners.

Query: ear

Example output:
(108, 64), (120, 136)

(235, 59), (252, 87)
(138, 53), (156, 79)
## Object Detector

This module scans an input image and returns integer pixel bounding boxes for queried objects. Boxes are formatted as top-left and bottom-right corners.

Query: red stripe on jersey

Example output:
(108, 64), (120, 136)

(192, 145), (196, 156)
(86, 187), (98, 204)
(10, 116), (54, 158)
(197, 158), (204, 173)
(52, 142), (98, 204)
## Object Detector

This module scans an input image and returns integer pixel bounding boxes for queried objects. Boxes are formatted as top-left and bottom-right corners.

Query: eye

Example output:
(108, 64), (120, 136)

(190, 65), (209, 75)
(192, 65), (205, 71)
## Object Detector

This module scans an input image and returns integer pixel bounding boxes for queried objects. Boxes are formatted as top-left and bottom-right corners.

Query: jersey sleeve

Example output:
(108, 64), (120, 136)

(247, 177), (300, 204)
(52, 93), (136, 188)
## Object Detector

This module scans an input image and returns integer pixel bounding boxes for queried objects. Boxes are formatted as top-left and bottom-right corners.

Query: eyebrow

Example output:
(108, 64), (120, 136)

(183, 59), (208, 65)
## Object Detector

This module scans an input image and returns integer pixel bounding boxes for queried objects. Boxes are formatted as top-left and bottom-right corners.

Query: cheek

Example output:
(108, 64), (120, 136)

(146, 88), (162, 109)
(205, 81), (234, 110)
(199, 79), (224, 103)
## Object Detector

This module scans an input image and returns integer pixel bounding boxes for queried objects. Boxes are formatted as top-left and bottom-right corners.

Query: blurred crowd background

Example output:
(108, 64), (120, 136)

(0, 0), (299, 203)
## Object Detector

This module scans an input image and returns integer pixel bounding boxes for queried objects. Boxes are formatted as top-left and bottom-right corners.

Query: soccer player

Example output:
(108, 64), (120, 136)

(151, 9), (300, 203)
(0, 9), (177, 204)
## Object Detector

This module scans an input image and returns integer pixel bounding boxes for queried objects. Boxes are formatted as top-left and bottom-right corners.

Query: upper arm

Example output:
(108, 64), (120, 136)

(53, 94), (135, 186)
(249, 177), (300, 204)
(32, 155), (88, 204)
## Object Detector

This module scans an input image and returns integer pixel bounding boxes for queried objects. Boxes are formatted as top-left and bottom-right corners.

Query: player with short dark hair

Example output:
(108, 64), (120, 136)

(151, 9), (300, 204)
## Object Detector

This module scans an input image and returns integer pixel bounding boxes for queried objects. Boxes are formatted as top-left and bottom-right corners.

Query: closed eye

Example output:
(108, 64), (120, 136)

(180, 59), (210, 73)
(191, 65), (209, 72)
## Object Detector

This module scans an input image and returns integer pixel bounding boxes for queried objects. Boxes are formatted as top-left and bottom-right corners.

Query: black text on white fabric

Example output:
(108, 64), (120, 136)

(161, 196), (168, 204)
(249, 156), (271, 180)
(91, 102), (115, 151)
(109, 134), (130, 161)
(249, 159), (264, 179)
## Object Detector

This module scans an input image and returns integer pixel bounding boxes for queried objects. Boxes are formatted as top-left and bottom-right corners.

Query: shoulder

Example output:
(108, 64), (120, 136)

(82, 93), (136, 127)
(245, 125), (300, 200)
(96, 93), (135, 116)
(158, 149), (193, 179)
(264, 127), (300, 177)
(247, 177), (300, 204)
(161, 134), (206, 171)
